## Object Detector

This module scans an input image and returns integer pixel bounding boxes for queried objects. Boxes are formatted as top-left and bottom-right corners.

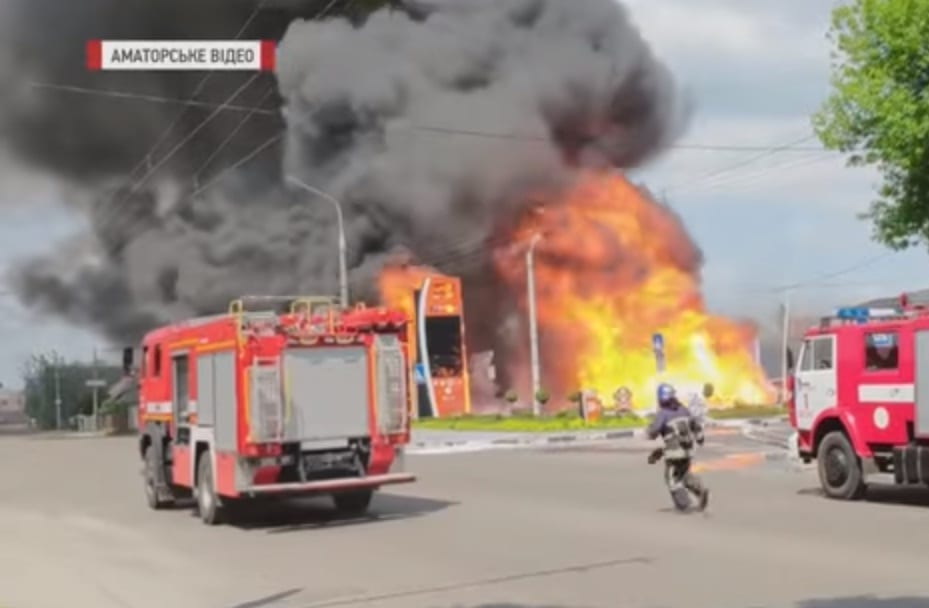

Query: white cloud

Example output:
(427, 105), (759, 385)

(622, 0), (827, 68)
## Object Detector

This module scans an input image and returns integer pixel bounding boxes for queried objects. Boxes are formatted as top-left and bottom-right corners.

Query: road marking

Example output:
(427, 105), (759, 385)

(693, 452), (765, 473)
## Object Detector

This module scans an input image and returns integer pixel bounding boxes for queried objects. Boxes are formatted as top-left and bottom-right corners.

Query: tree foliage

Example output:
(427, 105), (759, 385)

(21, 353), (124, 430)
(813, 0), (929, 248)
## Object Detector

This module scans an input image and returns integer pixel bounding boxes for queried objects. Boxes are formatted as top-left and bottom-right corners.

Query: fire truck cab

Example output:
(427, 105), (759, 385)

(132, 296), (415, 525)
(790, 298), (929, 500)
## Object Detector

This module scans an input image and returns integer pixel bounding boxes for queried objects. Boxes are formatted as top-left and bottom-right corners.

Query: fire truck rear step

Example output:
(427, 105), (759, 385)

(241, 472), (416, 496)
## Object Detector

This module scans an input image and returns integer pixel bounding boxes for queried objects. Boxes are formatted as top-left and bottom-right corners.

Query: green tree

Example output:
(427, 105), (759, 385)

(21, 352), (125, 430)
(813, 0), (929, 248)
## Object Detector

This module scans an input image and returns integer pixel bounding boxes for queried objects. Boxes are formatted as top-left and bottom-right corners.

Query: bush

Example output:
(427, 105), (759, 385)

(535, 388), (550, 405)
(504, 389), (519, 404)
(567, 390), (583, 403)
(100, 399), (129, 416)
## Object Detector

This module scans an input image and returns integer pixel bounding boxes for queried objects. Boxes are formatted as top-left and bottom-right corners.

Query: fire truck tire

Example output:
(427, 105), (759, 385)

(196, 453), (223, 525)
(333, 490), (373, 516)
(818, 431), (866, 500)
(143, 445), (172, 510)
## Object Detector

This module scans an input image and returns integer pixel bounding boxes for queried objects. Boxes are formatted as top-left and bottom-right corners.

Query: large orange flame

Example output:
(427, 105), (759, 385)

(377, 171), (774, 411)
(377, 262), (444, 324)
(494, 171), (773, 409)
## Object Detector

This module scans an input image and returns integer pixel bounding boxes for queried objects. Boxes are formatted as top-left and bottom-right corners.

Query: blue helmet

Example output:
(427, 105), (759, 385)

(657, 382), (676, 405)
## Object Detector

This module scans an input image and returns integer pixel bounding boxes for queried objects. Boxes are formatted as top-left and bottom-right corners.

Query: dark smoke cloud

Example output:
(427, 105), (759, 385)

(1, 0), (686, 354)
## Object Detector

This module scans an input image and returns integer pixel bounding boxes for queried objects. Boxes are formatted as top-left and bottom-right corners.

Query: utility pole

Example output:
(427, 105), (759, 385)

(53, 357), (62, 431)
(780, 289), (792, 403)
(526, 233), (544, 416)
(92, 347), (99, 432)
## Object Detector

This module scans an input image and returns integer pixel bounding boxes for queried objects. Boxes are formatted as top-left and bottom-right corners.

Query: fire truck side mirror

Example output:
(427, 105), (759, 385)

(786, 347), (795, 371)
(122, 347), (134, 374)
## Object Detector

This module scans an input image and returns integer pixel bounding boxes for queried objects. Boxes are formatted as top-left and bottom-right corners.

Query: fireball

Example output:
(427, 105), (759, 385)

(493, 171), (773, 409)
(379, 171), (774, 411)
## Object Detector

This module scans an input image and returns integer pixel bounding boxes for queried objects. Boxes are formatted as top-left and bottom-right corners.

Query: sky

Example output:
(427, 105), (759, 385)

(1, 0), (927, 387)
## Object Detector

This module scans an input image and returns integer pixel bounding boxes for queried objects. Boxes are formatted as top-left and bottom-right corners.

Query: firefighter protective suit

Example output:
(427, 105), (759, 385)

(647, 383), (709, 512)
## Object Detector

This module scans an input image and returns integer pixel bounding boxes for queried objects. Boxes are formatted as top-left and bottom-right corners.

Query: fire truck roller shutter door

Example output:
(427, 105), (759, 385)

(196, 354), (215, 428)
(211, 352), (238, 452)
(374, 334), (407, 436)
(283, 346), (371, 442)
(914, 330), (929, 438)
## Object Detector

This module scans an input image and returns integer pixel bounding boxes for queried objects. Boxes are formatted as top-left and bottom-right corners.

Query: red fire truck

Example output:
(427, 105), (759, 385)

(790, 296), (929, 500)
(130, 296), (415, 525)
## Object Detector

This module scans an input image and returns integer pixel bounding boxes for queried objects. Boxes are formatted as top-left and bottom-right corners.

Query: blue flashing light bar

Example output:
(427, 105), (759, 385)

(836, 307), (869, 321)
(834, 306), (899, 323)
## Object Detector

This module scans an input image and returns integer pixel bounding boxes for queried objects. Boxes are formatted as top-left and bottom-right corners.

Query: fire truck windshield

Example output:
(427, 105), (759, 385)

(425, 315), (463, 377)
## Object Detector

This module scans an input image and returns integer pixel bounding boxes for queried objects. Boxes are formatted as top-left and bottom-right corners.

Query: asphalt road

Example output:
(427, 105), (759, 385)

(1, 428), (929, 608)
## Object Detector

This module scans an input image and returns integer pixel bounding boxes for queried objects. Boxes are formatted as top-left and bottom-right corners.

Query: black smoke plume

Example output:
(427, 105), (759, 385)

(0, 0), (685, 366)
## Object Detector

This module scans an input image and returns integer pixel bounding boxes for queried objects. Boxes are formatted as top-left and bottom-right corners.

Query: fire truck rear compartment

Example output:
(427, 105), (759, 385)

(249, 345), (371, 444)
(239, 339), (412, 495)
(285, 346), (371, 441)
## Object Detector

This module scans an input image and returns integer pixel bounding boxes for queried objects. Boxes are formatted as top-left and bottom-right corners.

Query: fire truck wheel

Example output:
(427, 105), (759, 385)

(818, 431), (866, 500)
(143, 445), (171, 510)
(196, 453), (223, 525)
(333, 490), (373, 516)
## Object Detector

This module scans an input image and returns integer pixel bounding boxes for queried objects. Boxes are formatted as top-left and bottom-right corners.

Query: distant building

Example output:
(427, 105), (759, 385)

(0, 388), (28, 427)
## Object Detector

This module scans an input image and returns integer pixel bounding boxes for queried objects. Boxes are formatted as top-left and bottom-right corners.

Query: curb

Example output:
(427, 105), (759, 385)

(408, 428), (644, 454)
(28, 431), (109, 440)
(408, 416), (789, 454)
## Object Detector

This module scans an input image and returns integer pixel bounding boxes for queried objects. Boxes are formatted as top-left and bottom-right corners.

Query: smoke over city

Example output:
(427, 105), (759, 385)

(0, 0), (685, 355)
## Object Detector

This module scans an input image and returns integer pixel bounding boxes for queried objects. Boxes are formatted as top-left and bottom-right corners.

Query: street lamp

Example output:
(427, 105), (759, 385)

(526, 232), (544, 416)
(284, 175), (349, 309)
(780, 288), (792, 402)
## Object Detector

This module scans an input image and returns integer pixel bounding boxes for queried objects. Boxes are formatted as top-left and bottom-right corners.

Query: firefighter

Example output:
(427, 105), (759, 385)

(646, 382), (710, 512)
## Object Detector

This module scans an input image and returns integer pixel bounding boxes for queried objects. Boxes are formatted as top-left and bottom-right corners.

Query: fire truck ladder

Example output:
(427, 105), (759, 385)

(229, 295), (339, 341)
(252, 355), (287, 443)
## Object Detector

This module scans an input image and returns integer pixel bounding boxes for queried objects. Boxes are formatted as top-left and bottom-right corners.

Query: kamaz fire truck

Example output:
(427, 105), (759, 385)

(790, 296), (929, 500)
(129, 296), (415, 525)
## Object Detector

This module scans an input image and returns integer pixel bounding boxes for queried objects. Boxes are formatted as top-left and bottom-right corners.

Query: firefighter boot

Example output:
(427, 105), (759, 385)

(684, 472), (709, 512)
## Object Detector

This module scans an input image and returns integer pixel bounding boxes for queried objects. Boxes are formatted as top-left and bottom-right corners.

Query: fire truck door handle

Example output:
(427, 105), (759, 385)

(826, 388), (835, 397)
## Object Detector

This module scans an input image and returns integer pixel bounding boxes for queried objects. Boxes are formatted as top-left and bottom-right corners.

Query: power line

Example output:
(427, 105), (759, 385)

(121, 73), (263, 200)
(679, 152), (836, 198)
(189, 132), (283, 198)
(663, 133), (820, 194)
(27, 82), (279, 116)
(21, 80), (838, 155)
(118, 0), (269, 188)
(97, 0), (346, 239)
(89, 73), (268, 254)
(744, 252), (897, 295)
(192, 86), (277, 188)
(88, 0), (271, 247)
